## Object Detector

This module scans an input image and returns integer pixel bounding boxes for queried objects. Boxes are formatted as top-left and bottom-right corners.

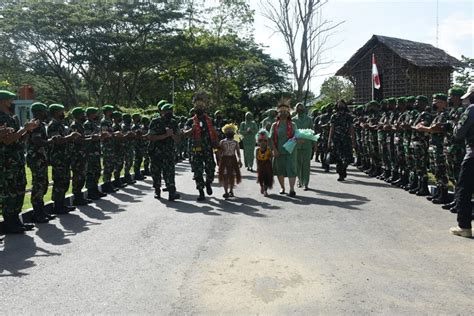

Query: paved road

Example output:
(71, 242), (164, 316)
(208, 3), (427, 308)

(1, 159), (472, 314)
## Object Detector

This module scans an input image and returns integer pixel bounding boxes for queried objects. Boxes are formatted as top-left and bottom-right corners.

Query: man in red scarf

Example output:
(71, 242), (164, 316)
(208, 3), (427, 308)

(184, 91), (219, 201)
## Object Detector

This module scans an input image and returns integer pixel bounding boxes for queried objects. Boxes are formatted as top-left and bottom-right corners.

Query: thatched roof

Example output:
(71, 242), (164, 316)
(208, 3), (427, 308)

(336, 35), (463, 76)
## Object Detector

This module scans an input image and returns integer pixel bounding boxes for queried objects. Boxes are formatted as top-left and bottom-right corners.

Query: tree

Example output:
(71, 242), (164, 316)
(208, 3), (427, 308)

(320, 76), (354, 103)
(454, 55), (473, 91)
(261, 0), (343, 103)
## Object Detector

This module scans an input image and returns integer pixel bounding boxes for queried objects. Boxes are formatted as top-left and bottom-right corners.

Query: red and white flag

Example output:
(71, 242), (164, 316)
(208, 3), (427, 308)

(372, 53), (381, 90)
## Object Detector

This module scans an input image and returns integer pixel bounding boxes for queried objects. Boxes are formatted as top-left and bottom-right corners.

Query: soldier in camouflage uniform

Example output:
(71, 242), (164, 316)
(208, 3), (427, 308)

(141, 116), (151, 176)
(366, 100), (382, 177)
(392, 97), (409, 186)
(409, 96), (432, 196)
(414, 93), (450, 204)
(122, 113), (136, 185)
(131, 113), (146, 181)
(376, 99), (391, 180)
(401, 96), (418, 191)
(383, 98), (398, 183)
(112, 111), (127, 188)
(83, 107), (107, 200)
(27, 102), (56, 223)
(47, 104), (78, 214)
(69, 107), (92, 206)
(352, 105), (365, 168)
(148, 103), (181, 201)
(184, 91), (219, 201)
(328, 100), (355, 181)
(100, 105), (118, 193)
(318, 104), (333, 172)
(442, 87), (466, 211)
(0, 90), (39, 233)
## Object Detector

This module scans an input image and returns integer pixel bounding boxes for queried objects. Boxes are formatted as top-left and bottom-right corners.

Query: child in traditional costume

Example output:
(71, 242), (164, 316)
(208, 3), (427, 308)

(255, 129), (274, 196)
(218, 124), (242, 198)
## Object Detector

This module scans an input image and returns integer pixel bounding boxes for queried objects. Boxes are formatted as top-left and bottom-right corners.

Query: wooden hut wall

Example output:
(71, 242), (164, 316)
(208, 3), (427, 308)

(410, 67), (453, 99)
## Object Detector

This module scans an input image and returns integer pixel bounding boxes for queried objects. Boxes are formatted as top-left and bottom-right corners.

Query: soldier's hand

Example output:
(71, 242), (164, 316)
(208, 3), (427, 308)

(92, 134), (101, 141)
(166, 128), (174, 136)
(25, 119), (39, 131)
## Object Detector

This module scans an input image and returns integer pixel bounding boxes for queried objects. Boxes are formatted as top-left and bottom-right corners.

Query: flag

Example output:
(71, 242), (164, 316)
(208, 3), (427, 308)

(372, 53), (381, 90)
(372, 54), (380, 90)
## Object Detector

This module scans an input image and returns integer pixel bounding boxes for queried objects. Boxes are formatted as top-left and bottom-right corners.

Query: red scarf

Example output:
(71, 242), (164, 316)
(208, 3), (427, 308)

(192, 114), (218, 143)
(273, 118), (294, 147)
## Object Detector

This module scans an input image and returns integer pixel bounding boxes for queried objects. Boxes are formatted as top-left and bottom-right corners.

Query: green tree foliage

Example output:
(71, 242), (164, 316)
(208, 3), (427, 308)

(454, 55), (473, 91)
(320, 76), (354, 104)
(0, 0), (290, 115)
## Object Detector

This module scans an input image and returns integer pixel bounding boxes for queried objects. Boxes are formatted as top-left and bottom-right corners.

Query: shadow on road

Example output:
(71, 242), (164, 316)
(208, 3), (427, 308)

(344, 178), (393, 188)
(0, 235), (61, 278)
(267, 192), (367, 210)
(309, 188), (370, 202)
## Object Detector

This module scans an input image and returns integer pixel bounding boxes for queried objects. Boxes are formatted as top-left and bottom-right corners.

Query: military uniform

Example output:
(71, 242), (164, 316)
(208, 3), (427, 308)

(112, 112), (126, 188)
(83, 107), (104, 199)
(318, 107), (332, 172)
(100, 107), (116, 192)
(122, 114), (136, 184)
(141, 117), (151, 176)
(132, 114), (146, 180)
(69, 108), (89, 205)
(330, 110), (354, 180)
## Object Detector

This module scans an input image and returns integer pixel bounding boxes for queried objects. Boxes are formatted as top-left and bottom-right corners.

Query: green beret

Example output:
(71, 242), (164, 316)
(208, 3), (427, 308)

(0, 90), (16, 100)
(86, 107), (99, 115)
(397, 97), (406, 103)
(122, 113), (131, 119)
(214, 110), (222, 116)
(49, 104), (65, 113)
(71, 107), (85, 117)
(189, 108), (196, 115)
(160, 103), (174, 111)
(141, 116), (150, 123)
(448, 87), (464, 97)
(132, 113), (141, 119)
(387, 97), (397, 105)
(433, 93), (448, 101)
(157, 99), (168, 108)
(405, 96), (416, 103)
(102, 105), (114, 112)
(112, 111), (122, 118)
(30, 102), (48, 112)
(416, 95), (428, 103)
(380, 99), (388, 105)
(368, 100), (379, 107)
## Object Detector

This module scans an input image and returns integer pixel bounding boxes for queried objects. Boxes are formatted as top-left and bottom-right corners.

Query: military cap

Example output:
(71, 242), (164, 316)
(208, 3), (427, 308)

(102, 105), (114, 112)
(189, 108), (196, 115)
(380, 99), (388, 105)
(214, 110), (222, 116)
(160, 103), (174, 111)
(31, 102), (48, 112)
(448, 87), (465, 97)
(49, 103), (65, 113)
(405, 96), (416, 103)
(368, 100), (379, 107)
(71, 107), (85, 117)
(0, 90), (16, 100)
(112, 111), (122, 118)
(416, 95), (428, 103)
(387, 97), (397, 105)
(157, 99), (168, 108)
(397, 97), (406, 103)
(141, 116), (150, 123)
(132, 113), (141, 119)
(86, 107), (99, 115)
(433, 93), (448, 101)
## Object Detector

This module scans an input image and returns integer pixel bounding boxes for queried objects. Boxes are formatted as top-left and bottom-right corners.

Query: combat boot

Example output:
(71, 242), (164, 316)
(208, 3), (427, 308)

(134, 171), (146, 181)
(409, 178), (421, 194)
(101, 182), (116, 193)
(432, 187), (451, 204)
(31, 203), (50, 224)
(124, 174), (136, 185)
(205, 181), (213, 196)
(442, 201), (456, 210)
(154, 188), (161, 199)
(143, 167), (151, 176)
(197, 189), (205, 201)
(3, 214), (26, 234)
(112, 179), (126, 189)
(72, 192), (91, 206)
(168, 186), (181, 201)
(426, 185), (440, 201)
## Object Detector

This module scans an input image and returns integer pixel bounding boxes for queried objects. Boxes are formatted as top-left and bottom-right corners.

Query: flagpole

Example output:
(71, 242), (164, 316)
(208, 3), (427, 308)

(371, 53), (374, 101)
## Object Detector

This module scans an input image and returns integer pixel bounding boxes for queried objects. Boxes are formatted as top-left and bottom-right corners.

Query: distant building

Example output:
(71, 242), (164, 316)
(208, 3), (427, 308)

(336, 35), (463, 103)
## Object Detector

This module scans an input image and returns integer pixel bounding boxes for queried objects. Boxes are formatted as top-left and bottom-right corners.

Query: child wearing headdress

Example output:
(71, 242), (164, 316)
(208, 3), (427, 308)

(255, 129), (274, 196)
(218, 124), (242, 198)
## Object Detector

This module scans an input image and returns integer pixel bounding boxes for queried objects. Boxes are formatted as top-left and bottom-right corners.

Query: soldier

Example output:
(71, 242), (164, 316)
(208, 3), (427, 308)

(402, 96), (419, 191)
(328, 100), (356, 181)
(261, 108), (277, 132)
(450, 84), (474, 237)
(376, 99), (391, 180)
(294, 102), (314, 189)
(184, 91), (219, 201)
(352, 105), (365, 168)
(69, 107), (91, 206)
(319, 104), (333, 172)
(392, 97), (409, 186)
(414, 94), (450, 204)
(214, 110), (227, 140)
(122, 113), (136, 185)
(131, 113), (147, 181)
(148, 103), (181, 201)
(0, 90), (39, 233)
(112, 111), (127, 188)
(141, 116), (151, 176)
(366, 100), (382, 177)
(442, 87), (466, 211)
(409, 96), (432, 196)
(83, 107), (107, 200)
(27, 102), (56, 223)
(47, 104), (79, 214)
(383, 98), (398, 183)
(239, 112), (259, 171)
(100, 105), (118, 193)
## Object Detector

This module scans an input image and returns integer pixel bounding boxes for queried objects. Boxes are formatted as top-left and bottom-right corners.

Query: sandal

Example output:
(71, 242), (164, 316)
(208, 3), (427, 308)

(223, 193), (229, 199)
(279, 189), (286, 195)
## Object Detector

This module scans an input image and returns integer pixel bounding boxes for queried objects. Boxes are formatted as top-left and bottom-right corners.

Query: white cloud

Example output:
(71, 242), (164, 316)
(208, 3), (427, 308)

(437, 13), (474, 58)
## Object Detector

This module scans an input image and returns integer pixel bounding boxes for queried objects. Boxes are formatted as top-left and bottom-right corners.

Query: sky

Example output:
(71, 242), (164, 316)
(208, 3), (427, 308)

(250, 0), (474, 95)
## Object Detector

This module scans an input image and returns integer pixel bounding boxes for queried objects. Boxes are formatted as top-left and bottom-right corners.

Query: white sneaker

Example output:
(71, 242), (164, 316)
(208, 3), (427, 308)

(450, 226), (472, 238)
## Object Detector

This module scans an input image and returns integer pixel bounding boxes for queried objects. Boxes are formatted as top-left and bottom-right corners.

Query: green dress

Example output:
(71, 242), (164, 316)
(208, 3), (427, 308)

(239, 120), (259, 169)
(294, 113), (314, 186)
(270, 120), (297, 177)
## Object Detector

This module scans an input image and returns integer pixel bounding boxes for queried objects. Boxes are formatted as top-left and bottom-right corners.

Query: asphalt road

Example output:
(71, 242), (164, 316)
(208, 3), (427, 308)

(1, 158), (472, 314)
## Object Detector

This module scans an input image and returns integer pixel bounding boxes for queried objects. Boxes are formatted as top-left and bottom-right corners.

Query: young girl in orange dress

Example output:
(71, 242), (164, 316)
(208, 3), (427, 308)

(255, 129), (274, 196)
(218, 124), (242, 198)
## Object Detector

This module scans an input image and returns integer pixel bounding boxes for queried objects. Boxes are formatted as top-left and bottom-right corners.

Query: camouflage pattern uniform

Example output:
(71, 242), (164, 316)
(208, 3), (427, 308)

(141, 117), (151, 175)
(69, 118), (87, 200)
(444, 106), (466, 186)
(112, 116), (125, 186)
(84, 114), (103, 196)
(330, 110), (354, 179)
(132, 116), (146, 180)
(318, 108), (332, 171)
(428, 109), (449, 197)
(122, 115), (135, 183)
(410, 102), (432, 195)
(100, 115), (115, 185)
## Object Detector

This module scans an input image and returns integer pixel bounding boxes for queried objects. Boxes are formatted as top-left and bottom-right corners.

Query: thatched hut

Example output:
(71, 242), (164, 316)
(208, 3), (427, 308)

(336, 35), (463, 103)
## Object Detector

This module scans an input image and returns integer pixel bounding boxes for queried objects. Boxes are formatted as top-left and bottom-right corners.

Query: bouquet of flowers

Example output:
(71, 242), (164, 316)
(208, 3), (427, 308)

(283, 129), (320, 154)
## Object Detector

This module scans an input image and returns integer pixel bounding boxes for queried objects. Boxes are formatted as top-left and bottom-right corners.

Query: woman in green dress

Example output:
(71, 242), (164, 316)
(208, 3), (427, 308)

(239, 112), (259, 171)
(270, 99), (298, 197)
(294, 102), (314, 190)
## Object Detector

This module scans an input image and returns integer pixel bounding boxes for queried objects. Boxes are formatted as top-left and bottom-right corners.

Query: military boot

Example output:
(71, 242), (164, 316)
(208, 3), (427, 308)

(101, 182), (115, 193)
(432, 187), (451, 204)
(3, 214), (26, 234)
(154, 188), (161, 199)
(52, 198), (74, 215)
(409, 177), (420, 194)
(134, 171), (146, 181)
(112, 178), (126, 189)
(143, 167), (151, 176)
(197, 189), (205, 201)
(72, 192), (91, 206)
(31, 203), (50, 224)
(168, 186), (181, 201)
(426, 184), (440, 201)
(416, 177), (430, 196)
(124, 174), (136, 185)
(205, 181), (213, 196)
(442, 201), (457, 210)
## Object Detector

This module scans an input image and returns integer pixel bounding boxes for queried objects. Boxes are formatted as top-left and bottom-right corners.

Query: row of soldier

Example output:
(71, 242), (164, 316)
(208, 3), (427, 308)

(313, 87), (467, 213)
